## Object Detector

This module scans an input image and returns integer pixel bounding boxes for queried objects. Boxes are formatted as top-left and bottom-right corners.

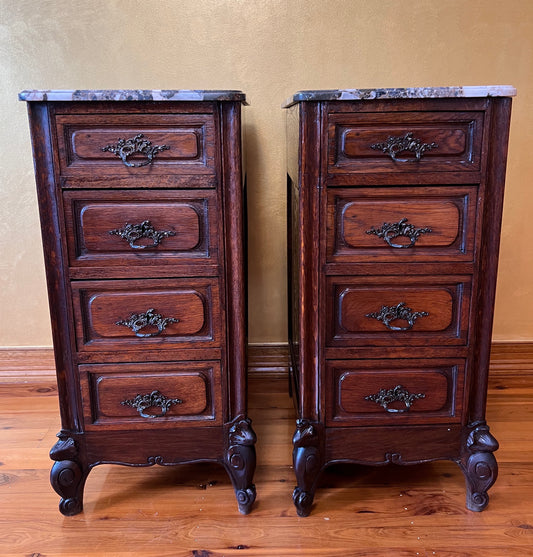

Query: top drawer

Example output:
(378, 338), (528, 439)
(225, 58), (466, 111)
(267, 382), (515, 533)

(327, 111), (484, 177)
(55, 113), (216, 184)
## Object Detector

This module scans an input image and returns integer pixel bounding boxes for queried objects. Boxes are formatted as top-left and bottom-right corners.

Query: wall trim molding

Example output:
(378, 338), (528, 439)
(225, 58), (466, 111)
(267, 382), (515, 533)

(0, 341), (531, 381)
(248, 343), (290, 378)
(0, 347), (56, 379)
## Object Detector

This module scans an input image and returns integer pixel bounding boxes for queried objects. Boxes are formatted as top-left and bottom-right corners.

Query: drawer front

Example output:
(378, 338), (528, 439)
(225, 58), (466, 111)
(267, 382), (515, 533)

(327, 186), (478, 262)
(56, 113), (216, 181)
(72, 278), (221, 352)
(326, 359), (465, 426)
(80, 361), (222, 429)
(63, 189), (219, 267)
(327, 111), (483, 175)
(327, 276), (471, 347)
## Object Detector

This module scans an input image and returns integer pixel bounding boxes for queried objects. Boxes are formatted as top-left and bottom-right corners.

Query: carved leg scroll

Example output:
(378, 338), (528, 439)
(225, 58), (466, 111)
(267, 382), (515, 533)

(50, 434), (88, 516)
(292, 419), (322, 517)
(460, 422), (499, 512)
(225, 416), (257, 514)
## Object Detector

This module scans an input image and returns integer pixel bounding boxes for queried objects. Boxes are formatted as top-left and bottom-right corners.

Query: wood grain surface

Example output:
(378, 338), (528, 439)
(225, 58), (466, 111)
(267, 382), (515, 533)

(1, 346), (532, 556)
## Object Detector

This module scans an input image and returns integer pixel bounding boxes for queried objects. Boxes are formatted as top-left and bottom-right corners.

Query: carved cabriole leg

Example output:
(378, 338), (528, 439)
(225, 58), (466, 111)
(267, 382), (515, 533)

(292, 419), (322, 517)
(224, 416), (257, 514)
(49, 433), (88, 516)
(459, 422), (499, 512)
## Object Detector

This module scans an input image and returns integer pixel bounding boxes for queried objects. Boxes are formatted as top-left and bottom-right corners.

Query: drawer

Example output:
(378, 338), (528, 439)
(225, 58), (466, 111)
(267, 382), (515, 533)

(63, 189), (220, 267)
(326, 359), (465, 426)
(327, 275), (471, 347)
(80, 361), (222, 429)
(55, 113), (216, 183)
(72, 278), (221, 352)
(326, 186), (478, 263)
(327, 111), (484, 175)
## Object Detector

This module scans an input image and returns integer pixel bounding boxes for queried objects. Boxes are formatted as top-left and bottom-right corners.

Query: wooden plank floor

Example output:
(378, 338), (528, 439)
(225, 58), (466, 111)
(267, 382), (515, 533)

(1, 371), (532, 556)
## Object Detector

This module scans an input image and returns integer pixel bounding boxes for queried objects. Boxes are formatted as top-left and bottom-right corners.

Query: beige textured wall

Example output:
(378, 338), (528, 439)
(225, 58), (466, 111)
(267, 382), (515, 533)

(1, 0), (532, 346)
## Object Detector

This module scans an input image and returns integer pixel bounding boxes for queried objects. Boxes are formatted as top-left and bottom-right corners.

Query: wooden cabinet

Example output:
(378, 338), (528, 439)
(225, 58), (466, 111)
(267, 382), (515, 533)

(285, 86), (515, 516)
(20, 89), (256, 515)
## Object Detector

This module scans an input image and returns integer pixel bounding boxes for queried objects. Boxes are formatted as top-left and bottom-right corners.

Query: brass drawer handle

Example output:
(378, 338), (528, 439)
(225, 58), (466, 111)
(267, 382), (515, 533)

(365, 384), (425, 413)
(115, 308), (179, 337)
(101, 133), (170, 167)
(109, 220), (176, 250)
(366, 302), (428, 331)
(370, 132), (438, 162)
(366, 217), (432, 249)
(121, 390), (183, 418)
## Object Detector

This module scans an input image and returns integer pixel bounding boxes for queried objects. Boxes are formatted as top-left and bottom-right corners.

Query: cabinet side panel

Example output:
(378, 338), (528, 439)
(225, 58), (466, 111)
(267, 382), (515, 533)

(27, 102), (81, 431)
(298, 102), (322, 420)
(219, 102), (247, 420)
(469, 97), (512, 422)
(287, 104), (301, 408)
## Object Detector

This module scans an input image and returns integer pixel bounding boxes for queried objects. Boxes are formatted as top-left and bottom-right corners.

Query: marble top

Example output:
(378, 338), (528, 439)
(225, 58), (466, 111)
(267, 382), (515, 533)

(19, 89), (246, 102)
(283, 86), (516, 107)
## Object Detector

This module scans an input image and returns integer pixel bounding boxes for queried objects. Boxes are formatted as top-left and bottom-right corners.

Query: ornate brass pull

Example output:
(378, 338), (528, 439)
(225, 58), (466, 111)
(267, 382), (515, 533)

(115, 308), (179, 337)
(101, 133), (170, 167)
(366, 302), (428, 331)
(109, 220), (176, 250)
(365, 385), (425, 413)
(370, 132), (438, 162)
(121, 390), (183, 418)
(366, 217), (432, 248)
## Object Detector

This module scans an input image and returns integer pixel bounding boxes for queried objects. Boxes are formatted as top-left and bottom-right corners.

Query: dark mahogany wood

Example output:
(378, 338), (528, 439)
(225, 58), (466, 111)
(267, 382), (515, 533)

(79, 361), (222, 429)
(23, 95), (255, 515)
(286, 93), (513, 516)
(326, 275), (471, 347)
(326, 185), (478, 263)
(55, 112), (216, 177)
(71, 277), (220, 351)
(326, 358), (465, 426)
(63, 189), (218, 267)
(292, 419), (324, 517)
(327, 110), (484, 174)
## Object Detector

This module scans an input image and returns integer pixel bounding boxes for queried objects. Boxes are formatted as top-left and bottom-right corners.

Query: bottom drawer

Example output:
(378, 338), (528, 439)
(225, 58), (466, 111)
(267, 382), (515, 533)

(326, 359), (465, 426)
(80, 361), (222, 430)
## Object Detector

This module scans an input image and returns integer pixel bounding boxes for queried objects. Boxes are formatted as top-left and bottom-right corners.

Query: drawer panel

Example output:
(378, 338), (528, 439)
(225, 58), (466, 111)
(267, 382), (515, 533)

(326, 359), (465, 426)
(327, 111), (483, 175)
(80, 361), (222, 429)
(327, 186), (478, 262)
(327, 276), (471, 346)
(63, 189), (219, 267)
(56, 113), (216, 179)
(72, 278), (221, 352)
